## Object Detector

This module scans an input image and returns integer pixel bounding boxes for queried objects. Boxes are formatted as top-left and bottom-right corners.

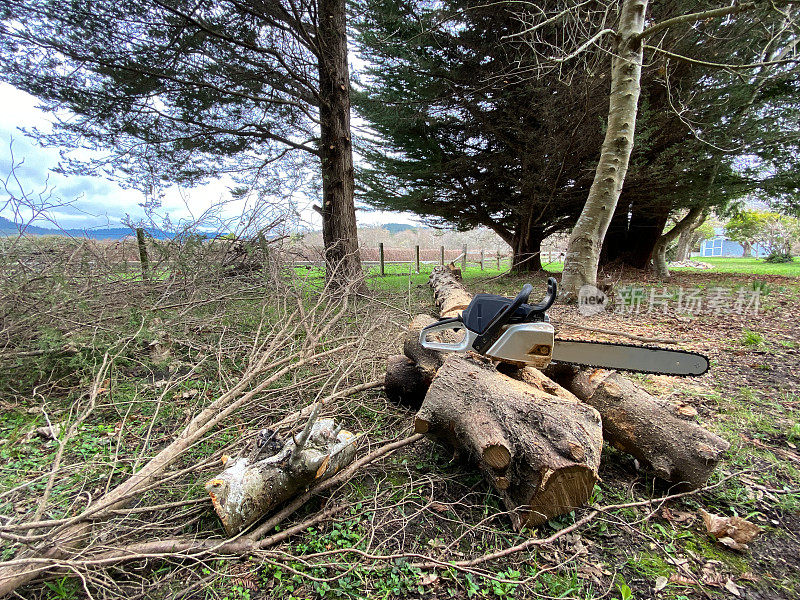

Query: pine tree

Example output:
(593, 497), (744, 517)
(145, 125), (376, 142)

(0, 0), (363, 284)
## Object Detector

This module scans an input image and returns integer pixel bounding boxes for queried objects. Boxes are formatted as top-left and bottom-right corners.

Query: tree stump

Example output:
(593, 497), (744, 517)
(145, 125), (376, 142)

(416, 354), (602, 530)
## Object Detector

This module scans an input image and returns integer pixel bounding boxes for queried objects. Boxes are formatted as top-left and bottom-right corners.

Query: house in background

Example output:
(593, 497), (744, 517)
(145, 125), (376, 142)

(699, 227), (768, 258)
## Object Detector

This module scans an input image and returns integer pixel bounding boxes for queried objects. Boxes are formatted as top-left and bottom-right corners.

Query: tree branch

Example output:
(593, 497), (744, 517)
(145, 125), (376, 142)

(638, 2), (756, 41)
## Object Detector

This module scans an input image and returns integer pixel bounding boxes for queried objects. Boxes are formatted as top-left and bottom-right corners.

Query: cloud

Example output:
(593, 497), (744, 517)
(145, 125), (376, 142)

(0, 82), (420, 232)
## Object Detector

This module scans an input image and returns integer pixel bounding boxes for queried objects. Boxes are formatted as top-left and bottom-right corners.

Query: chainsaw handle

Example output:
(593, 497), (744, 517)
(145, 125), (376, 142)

(419, 317), (478, 352)
(528, 277), (557, 313)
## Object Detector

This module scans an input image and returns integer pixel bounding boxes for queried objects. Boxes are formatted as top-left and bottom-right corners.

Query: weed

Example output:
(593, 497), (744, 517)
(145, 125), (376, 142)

(741, 329), (765, 347)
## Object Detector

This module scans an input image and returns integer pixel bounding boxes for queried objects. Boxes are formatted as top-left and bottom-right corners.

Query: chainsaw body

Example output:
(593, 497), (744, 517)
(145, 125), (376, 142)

(419, 278), (709, 377)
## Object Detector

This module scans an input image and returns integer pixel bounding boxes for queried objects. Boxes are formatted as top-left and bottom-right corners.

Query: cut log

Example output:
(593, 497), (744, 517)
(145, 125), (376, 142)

(544, 366), (729, 489)
(430, 264), (472, 317)
(417, 353), (602, 530)
(384, 314), (449, 409)
(206, 417), (358, 535)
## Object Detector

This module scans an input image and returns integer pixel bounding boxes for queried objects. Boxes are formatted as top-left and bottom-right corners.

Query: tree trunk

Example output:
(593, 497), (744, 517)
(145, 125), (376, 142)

(626, 209), (669, 270)
(651, 206), (705, 278)
(206, 418), (358, 535)
(511, 226), (544, 272)
(560, 0), (648, 298)
(742, 241), (752, 258)
(317, 0), (362, 287)
(599, 201), (631, 266)
(416, 354), (602, 530)
(545, 365), (729, 489)
(675, 213), (705, 261)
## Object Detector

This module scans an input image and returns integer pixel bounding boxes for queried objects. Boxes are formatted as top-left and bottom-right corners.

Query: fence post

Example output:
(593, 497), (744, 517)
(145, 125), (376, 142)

(415, 245), (420, 273)
(440, 245), (445, 266)
(379, 242), (385, 276)
(480, 249), (484, 271)
(497, 252), (501, 270)
(136, 227), (150, 282)
(461, 245), (467, 272)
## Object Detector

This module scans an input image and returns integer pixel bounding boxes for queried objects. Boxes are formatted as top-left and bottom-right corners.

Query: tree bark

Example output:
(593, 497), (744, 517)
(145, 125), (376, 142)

(416, 354), (602, 530)
(675, 212), (706, 261)
(560, 0), (649, 298)
(206, 418), (358, 535)
(385, 315), (445, 409)
(317, 0), (362, 287)
(429, 264), (472, 317)
(545, 365), (729, 489)
(511, 226), (544, 272)
(651, 206), (705, 278)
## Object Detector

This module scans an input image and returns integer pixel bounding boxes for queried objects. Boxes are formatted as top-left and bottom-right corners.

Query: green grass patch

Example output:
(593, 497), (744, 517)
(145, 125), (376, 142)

(671, 257), (800, 276)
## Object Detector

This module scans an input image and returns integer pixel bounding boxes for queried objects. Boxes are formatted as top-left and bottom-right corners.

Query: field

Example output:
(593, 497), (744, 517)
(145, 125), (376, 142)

(1, 239), (798, 599)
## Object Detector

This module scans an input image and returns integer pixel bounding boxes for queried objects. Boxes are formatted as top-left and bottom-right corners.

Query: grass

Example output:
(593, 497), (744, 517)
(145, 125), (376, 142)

(670, 256), (800, 276)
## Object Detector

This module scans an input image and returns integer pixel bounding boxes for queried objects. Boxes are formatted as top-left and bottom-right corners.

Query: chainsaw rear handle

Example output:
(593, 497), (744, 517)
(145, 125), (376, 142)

(418, 317), (478, 352)
(530, 277), (558, 313)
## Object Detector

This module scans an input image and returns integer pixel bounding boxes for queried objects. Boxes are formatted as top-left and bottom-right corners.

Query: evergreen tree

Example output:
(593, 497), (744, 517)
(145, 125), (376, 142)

(353, 0), (609, 271)
(0, 0), (363, 283)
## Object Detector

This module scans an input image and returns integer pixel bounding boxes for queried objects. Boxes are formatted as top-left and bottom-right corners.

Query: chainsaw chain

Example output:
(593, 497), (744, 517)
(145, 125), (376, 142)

(552, 337), (710, 377)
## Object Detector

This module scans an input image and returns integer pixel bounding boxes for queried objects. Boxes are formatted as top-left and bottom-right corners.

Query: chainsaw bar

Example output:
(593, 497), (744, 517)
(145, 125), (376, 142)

(552, 338), (710, 377)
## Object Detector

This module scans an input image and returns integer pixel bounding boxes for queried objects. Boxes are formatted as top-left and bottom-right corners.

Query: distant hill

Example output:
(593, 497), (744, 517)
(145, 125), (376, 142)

(382, 223), (417, 234)
(0, 216), (173, 240)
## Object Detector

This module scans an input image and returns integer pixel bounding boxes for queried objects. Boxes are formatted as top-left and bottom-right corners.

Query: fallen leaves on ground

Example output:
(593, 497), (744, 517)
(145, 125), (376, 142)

(700, 509), (762, 551)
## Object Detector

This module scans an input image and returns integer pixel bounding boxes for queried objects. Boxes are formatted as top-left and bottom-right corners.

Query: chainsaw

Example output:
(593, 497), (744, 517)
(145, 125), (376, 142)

(419, 277), (709, 376)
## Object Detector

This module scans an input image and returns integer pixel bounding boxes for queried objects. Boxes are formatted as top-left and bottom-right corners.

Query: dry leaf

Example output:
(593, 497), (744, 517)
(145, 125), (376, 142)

(668, 574), (698, 586)
(724, 579), (741, 597)
(419, 572), (439, 586)
(654, 576), (668, 592)
(429, 502), (449, 513)
(673, 401), (698, 417)
(700, 509), (762, 551)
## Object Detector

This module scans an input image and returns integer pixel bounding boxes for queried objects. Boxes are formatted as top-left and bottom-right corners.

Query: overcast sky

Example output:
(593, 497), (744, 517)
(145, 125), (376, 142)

(0, 82), (419, 232)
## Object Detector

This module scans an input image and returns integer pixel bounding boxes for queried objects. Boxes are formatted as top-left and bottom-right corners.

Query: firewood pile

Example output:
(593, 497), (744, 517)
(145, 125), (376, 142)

(385, 265), (730, 529)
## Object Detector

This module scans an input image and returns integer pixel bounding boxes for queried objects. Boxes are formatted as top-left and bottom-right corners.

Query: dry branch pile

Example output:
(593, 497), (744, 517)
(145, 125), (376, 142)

(386, 265), (729, 528)
(0, 237), (408, 597)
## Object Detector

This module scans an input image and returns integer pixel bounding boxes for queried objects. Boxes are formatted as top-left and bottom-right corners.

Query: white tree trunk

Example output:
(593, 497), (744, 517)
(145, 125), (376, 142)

(560, 0), (648, 298)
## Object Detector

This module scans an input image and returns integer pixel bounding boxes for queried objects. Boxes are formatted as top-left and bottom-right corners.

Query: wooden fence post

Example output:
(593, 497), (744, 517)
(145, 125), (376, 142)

(461, 245), (467, 272)
(440, 245), (445, 266)
(480, 249), (484, 271)
(136, 227), (150, 281)
(415, 245), (420, 273)
(497, 252), (501, 270)
(379, 242), (385, 276)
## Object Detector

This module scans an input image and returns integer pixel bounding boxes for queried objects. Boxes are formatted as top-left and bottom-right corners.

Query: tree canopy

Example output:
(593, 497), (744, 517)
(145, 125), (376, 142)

(353, 0), (800, 272)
